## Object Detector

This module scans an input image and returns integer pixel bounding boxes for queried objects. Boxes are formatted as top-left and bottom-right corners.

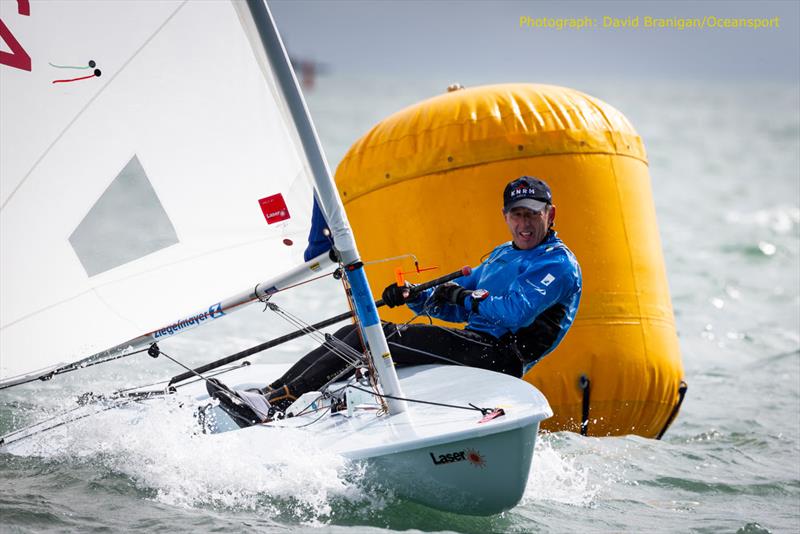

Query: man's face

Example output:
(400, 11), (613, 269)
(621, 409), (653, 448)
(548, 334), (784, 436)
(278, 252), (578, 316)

(503, 205), (555, 250)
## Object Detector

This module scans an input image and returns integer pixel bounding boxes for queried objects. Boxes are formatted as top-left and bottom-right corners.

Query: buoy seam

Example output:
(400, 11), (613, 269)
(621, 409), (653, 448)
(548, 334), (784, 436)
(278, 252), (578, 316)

(344, 111), (640, 159)
(544, 399), (682, 410)
(581, 92), (627, 154)
(339, 149), (648, 204)
(608, 154), (651, 373)
(344, 83), (641, 158)
(571, 316), (676, 325)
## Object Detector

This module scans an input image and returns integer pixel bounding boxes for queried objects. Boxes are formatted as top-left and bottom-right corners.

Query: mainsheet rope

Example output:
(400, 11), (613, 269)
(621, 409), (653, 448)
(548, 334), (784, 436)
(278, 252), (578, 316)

(264, 302), (364, 367)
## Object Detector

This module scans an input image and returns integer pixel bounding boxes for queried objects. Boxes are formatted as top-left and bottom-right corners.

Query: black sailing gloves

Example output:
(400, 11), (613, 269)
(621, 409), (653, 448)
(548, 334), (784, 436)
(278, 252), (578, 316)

(382, 282), (413, 308)
(433, 283), (490, 313)
(433, 282), (471, 306)
(382, 281), (489, 312)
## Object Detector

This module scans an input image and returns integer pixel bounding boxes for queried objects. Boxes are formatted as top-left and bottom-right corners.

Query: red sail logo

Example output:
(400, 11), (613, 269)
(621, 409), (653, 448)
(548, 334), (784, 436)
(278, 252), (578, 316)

(259, 193), (291, 225)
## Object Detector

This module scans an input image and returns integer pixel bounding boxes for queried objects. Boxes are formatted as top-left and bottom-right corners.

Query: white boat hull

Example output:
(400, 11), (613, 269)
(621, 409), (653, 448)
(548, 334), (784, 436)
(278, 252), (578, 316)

(360, 422), (537, 515)
(1, 363), (551, 515)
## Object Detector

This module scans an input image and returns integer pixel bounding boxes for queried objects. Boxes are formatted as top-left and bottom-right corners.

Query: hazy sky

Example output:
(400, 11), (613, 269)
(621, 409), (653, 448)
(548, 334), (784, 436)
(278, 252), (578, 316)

(270, 0), (799, 85)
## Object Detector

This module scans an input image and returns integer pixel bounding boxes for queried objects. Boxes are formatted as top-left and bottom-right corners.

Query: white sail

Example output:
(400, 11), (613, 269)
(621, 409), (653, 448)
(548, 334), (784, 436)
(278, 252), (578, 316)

(0, 1), (319, 382)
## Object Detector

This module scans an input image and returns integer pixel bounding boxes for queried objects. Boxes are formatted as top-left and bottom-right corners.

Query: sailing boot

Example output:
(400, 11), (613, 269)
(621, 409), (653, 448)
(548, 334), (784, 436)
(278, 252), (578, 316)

(206, 378), (271, 428)
(266, 385), (298, 411)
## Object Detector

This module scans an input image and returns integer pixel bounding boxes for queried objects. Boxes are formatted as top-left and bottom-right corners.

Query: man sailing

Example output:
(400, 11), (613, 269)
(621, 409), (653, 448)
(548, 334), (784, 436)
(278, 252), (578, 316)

(208, 176), (582, 426)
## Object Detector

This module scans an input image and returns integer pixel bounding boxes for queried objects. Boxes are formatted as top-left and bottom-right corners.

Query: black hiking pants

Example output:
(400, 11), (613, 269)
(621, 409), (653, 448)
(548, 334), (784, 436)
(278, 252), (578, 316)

(266, 322), (523, 406)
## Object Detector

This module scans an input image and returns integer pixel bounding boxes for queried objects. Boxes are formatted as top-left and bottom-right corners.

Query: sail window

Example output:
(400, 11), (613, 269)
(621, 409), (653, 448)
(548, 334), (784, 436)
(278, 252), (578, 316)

(69, 155), (178, 276)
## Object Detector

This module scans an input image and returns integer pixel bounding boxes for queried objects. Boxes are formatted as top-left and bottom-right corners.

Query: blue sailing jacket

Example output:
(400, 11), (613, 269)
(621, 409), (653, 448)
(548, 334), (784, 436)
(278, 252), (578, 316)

(407, 231), (582, 371)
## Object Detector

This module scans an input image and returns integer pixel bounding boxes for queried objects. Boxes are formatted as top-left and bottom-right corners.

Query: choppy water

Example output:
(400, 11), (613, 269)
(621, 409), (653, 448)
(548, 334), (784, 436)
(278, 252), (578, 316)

(1, 78), (798, 533)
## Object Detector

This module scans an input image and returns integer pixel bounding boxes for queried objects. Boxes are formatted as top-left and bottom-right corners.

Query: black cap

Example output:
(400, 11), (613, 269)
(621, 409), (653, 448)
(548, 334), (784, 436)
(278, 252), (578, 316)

(503, 176), (552, 213)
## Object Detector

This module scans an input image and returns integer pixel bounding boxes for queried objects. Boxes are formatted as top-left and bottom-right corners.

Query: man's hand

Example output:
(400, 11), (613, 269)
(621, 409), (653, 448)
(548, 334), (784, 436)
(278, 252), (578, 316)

(382, 283), (412, 308)
(432, 283), (471, 307)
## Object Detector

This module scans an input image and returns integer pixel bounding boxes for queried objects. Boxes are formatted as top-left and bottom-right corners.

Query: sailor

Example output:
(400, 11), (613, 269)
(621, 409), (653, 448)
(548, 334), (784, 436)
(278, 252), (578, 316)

(207, 176), (582, 427)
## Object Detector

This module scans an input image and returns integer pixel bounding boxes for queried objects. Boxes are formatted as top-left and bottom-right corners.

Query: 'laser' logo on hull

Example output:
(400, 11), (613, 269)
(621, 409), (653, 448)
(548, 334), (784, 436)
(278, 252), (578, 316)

(429, 448), (486, 468)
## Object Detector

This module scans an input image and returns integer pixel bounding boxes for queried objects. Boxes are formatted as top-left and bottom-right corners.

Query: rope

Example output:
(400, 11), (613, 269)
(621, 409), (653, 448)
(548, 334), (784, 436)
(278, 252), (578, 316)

(337, 271), (386, 411)
(383, 305), (493, 366)
(362, 253), (419, 267)
(345, 384), (495, 416)
(292, 406), (334, 428)
(259, 271), (335, 297)
(115, 362), (251, 395)
(265, 303), (364, 367)
(386, 342), (467, 367)
(0, 397), (137, 445)
(261, 302), (373, 405)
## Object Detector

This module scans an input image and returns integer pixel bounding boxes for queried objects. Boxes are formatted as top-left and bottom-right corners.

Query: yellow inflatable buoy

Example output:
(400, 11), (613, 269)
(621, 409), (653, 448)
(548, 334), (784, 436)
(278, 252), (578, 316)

(335, 83), (686, 438)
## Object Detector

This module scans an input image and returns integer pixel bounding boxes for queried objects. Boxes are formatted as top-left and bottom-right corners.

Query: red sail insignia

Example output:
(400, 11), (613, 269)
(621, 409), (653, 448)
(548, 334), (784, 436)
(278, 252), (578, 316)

(259, 193), (290, 225)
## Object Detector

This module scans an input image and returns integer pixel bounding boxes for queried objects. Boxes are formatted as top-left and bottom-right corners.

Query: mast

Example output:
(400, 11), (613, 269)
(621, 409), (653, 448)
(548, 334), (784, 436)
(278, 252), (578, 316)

(244, 0), (407, 413)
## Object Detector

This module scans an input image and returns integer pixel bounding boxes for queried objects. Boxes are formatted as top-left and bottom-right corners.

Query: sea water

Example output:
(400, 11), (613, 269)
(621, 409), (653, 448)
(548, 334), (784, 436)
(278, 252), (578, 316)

(1, 77), (797, 533)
